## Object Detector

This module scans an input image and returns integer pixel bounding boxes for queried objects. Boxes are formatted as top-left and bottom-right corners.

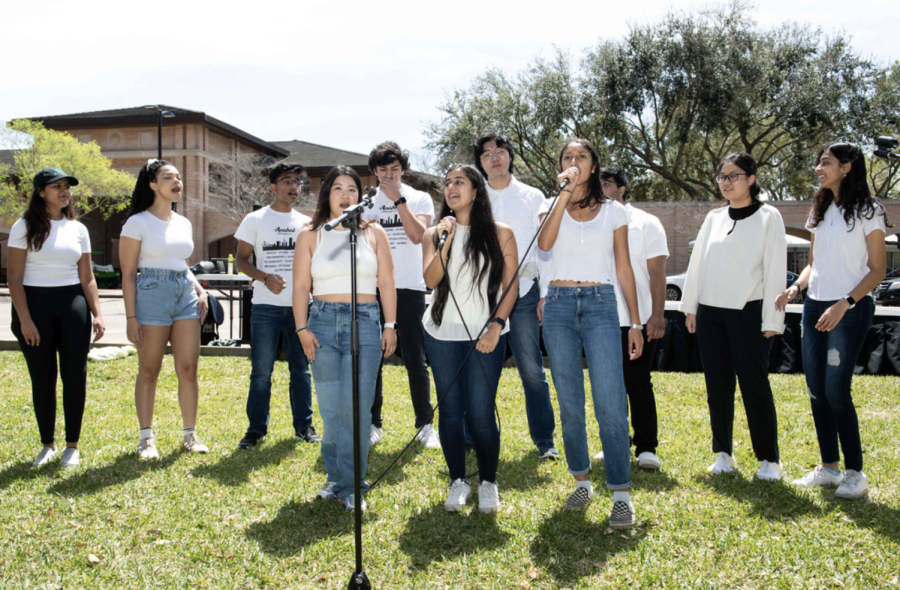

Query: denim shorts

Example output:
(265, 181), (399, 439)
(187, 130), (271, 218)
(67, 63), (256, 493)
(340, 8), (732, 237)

(135, 268), (201, 326)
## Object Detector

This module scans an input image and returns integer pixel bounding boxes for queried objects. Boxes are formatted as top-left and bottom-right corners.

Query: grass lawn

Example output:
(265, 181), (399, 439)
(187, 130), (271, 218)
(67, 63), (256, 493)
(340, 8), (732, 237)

(0, 351), (898, 589)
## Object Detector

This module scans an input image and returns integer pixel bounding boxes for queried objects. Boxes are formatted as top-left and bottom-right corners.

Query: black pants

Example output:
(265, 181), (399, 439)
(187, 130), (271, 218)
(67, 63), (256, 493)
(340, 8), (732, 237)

(11, 284), (91, 445)
(695, 301), (779, 462)
(371, 288), (433, 428)
(620, 326), (659, 456)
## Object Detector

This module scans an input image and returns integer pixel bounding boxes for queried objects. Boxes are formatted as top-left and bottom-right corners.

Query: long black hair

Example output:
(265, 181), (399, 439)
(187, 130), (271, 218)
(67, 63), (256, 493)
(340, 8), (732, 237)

(557, 138), (606, 210)
(23, 185), (76, 252)
(430, 165), (504, 327)
(808, 142), (892, 230)
(717, 152), (762, 203)
(309, 165), (372, 231)
(127, 160), (172, 218)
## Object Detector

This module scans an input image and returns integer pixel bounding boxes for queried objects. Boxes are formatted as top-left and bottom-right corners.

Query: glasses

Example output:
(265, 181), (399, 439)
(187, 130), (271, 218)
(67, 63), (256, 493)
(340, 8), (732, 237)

(277, 179), (304, 187)
(715, 172), (747, 184)
(600, 181), (622, 190)
(480, 150), (508, 161)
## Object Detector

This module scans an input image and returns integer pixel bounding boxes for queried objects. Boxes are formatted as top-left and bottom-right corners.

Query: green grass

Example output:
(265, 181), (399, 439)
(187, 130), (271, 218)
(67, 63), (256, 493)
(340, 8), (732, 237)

(0, 351), (898, 589)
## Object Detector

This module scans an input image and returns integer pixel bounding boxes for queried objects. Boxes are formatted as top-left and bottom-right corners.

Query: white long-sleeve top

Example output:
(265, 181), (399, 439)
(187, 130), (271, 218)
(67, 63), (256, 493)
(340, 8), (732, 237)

(680, 204), (787, 334)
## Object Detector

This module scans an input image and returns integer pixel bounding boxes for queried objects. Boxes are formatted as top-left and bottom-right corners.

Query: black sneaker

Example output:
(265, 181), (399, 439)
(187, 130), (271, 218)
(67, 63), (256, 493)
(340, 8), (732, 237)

(565, 486), (593, 510)
(294, 426), (322, 443)
(609, 500), (636, 529)
(239, 432), (264, 449)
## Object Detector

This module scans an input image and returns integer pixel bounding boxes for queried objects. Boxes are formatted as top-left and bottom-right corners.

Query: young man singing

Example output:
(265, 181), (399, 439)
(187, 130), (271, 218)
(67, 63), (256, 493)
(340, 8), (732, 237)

(234, 163), (319, 449)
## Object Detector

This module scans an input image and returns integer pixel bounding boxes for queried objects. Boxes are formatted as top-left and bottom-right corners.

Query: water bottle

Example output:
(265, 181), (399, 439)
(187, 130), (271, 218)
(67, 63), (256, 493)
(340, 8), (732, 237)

(227, 253), (234, 275)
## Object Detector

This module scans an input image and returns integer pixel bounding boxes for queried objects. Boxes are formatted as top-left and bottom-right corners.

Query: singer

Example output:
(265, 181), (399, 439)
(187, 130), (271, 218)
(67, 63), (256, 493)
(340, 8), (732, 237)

(292, 166), (397, 511)
(422, 165), (519, 514)
(538, 138), (642, 528)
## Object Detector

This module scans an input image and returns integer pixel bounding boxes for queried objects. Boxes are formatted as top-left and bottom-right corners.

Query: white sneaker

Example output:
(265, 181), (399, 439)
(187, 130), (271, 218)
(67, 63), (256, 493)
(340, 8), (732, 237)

(342, 494), (367, 512)
(757, 460), (784, 481)
(638, 452), (661, 471)
(478, 481), (500, 514)
(60, 447), (80, 468)
(182, 434), (209, 454)
(33, 446), (57, 467)
(444, 479), (471, 512)
(708, 452), (737, 474)
(593, 450), (605, 464)
(317, 481), (336, 500)
(835, 470), (868, 499)
(369, 425), (383, 446)
(138, 437), (160, 460)
(792, 465), (843, 488)
(417, 424), (441, 449)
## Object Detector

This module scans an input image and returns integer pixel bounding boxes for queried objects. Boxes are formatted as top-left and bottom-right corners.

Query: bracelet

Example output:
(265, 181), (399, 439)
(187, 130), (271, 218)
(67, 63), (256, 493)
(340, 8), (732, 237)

(127, 315), (137, 319)
(295, 326), (308, 333)
(263, 273), (269, 283)
(790, 282), (801, 291)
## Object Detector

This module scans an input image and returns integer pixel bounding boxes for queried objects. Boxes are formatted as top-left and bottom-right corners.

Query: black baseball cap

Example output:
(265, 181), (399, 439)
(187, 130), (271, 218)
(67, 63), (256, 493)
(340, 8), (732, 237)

(33, 167), (79, 188)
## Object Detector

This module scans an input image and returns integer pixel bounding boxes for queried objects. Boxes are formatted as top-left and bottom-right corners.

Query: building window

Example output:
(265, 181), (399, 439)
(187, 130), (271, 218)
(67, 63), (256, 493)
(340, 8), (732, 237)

(139, 131), (154, 146)
(887, 251), (900, 279)
(109, 133), (122, 148)
(78, 134), (92, 143)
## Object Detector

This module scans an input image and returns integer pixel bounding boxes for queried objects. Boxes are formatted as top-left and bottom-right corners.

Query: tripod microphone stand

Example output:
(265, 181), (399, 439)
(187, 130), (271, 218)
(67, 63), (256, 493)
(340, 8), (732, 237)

(324, 186), (376, 590)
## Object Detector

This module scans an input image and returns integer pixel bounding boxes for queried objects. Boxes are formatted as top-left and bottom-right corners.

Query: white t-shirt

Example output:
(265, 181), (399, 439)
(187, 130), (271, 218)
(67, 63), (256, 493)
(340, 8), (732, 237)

(8, 217), (90, 287)
(539, 198), (630, 286)
(120, 211), (193, 271)
(362, 183), (434, 291)
(614, 204), (669, 327)
(807, 202), (888, 301)
(234, 206), (311, 307)
(487, 176), (547, 298)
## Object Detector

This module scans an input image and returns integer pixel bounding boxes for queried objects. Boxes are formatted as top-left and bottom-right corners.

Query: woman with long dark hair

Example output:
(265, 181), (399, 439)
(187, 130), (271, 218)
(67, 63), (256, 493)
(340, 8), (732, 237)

(119, 160), (209, 459)
(682, 152), (787, 481)
(422, 164), (518, 514)
(777, 142), (889, 499)
(538, 138), (642, 528)
(8, 167), (105, 468)
(293, 166), (397, 511)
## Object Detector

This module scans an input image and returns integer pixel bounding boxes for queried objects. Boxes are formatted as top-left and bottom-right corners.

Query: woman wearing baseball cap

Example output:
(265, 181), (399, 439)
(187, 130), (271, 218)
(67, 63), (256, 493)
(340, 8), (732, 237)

(7, 167), (106, 468)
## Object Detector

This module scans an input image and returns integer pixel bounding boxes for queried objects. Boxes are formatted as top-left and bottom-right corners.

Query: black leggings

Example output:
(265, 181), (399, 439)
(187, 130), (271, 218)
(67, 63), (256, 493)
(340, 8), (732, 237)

(11, 284), (91, 445)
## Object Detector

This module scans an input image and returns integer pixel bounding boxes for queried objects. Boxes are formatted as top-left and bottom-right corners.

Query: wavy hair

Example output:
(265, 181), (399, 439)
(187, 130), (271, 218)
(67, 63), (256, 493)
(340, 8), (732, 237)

(23, 185), (76, 251)
(430, 165), (504, 327)
(127, 160), (172, 218)
(309, 166), (372, 231)
(557, 138), (606, 210)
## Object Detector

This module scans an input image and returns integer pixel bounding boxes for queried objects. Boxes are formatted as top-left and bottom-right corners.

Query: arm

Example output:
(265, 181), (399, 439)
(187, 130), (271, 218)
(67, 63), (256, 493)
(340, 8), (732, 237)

(382, 181), (430, 244)
(119, 236), (143, 346)
(7, 247), (40, 346)
(477, 225), (519, 353)
(646, 255), (667, 340)
(235, 240), (285, 294)
(682, 218), (710, 334)
(77, 253), (105, 342)
(423, 217), (457, 289)
(186, 261), (208, 322)
(761, 214), (787, 336)
(614, 226), (643, 360)
(537, 195), (569, 252)
(776, 236), (814, 311)
(814, 230), (887, 332)
(292, 229), (320, 361)
(373, 225), (398, 358)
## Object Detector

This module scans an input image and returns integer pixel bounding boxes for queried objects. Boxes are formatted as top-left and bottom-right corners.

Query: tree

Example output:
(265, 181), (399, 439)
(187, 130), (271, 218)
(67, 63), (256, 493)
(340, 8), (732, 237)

(0, 119), (135, 223)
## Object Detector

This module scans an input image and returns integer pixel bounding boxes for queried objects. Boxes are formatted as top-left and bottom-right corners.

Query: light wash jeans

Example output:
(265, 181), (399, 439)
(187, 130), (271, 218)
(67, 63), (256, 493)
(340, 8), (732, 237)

(542, 285), (632, 490)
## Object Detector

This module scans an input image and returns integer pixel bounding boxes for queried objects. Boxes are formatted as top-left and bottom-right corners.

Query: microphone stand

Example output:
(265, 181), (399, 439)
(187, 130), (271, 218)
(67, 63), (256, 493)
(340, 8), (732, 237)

(324, 186), (376, 590)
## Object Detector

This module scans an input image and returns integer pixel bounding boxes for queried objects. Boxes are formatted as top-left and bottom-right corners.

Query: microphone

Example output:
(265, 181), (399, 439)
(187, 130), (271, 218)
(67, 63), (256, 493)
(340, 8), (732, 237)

(558, 167), (579, 192)
(437, 217), (455, 249)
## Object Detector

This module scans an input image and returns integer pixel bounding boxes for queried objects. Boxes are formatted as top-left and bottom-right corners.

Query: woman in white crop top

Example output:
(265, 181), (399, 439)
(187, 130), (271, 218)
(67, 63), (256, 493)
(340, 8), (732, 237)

(776, 142), (889, 498)
(420, 164), (518, 514)
(292, 166), (396, 510)
(537, 138), (642, 528)
(119, 160), (210, 459)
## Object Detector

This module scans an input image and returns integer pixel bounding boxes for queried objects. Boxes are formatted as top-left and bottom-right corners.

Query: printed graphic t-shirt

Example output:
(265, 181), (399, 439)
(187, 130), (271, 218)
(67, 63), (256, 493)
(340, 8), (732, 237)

(234, 206), (311, 307)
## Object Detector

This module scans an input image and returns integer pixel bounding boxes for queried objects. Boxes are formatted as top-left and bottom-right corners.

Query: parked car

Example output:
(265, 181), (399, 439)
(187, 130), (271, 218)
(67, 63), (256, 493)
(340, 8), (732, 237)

(665, 271), (806, 303)
(874, 277), (900, 306)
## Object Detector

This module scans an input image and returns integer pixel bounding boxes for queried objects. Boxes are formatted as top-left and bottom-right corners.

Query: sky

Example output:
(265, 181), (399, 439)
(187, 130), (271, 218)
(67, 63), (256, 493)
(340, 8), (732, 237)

(1, 0), (897, 164)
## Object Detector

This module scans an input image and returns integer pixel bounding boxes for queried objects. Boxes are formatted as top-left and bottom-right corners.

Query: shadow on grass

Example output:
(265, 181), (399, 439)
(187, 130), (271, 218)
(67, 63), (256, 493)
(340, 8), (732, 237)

(530, 505), (647, 586)
(245, 496), (358, 557)
(46, 451), (179, 496)
(824, 493), (900, 543)
(397, 504), (510, 570)
(0, 460), (46, 491)
(497, 452), (553, 491)
(630, 465), (680, 492)
(694, 471), (824, 520)
(191, 438), (296, 487)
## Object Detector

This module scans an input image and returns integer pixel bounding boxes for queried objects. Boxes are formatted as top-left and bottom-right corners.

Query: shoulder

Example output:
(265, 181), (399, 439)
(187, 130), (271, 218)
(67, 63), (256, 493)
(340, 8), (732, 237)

(496, 222), (515, 240)
(293, 210), (312, 225)
(401, 184), (431, 202)
(759, 203), (783, 221)
(10, 217), (27, 234)
(297, 225), (317, 244)
(513, 178), (546, 200)
(69, 219), (90, 234)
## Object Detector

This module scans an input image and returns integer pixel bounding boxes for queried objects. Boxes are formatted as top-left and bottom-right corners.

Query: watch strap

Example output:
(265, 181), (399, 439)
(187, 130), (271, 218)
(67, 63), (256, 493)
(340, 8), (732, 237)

(491, 317), (506, 329)
(383, 322), (397, 330)
(845, 296), (857, 308)
(395, 196), (407, 206)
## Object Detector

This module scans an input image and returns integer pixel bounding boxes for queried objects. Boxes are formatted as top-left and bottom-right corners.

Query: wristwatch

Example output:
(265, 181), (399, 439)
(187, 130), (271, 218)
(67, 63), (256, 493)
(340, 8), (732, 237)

(629, 323), (642, 331)
(491, 317), (506, 329)
(394, 196), (407, 206)
(844, 296), (856, 309)
(383, 322), (397, 330)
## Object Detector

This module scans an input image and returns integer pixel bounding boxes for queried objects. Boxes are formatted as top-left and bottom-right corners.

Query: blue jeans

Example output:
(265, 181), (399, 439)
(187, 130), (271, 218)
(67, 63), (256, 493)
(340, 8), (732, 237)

(542, 285), (632, 490)
(246, 304), (312, 436)
(802, 296), (873, 472)
(424, 331), (505, 483)
(508, 281), (556, 451)
(308, 300), (382, 501)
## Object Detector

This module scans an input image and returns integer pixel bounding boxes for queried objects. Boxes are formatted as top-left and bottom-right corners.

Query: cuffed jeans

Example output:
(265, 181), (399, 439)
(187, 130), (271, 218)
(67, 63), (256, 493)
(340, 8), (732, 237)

(308, 300), (382, 501)
(424, 331), (505, 483)
(508, 281), (556, 451)
(695, 301), (780, 462)
(802, 296), (873, 472)
(246, 304), (312, 437)
(542, 285), (632, 490)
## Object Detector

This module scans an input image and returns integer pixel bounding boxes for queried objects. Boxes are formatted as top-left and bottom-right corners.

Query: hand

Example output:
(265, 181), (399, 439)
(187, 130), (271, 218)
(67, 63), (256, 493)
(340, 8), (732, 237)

(775, 285), (799, 312)
(19, 319), (40, 347)
(379, 174), (403, 202)
(537, 298), (545, 325)
(476, 324), (502, 354)
(646, 314), (665, 341)
(197, 289), (209, 323)
(557, 167), (580, 194)
(436, 216), (457, 252)
(685, 313), (697, 334)
(627, 328), (644, 360)
(127, 317), (144, 346)
(763, 331), (777, 339)
(815, 299), (850, 332)
(264, 273), (287, 295)
(299, 329), (321, 363)
(382, 327), (397, 358)
(92, 315), (106, 343)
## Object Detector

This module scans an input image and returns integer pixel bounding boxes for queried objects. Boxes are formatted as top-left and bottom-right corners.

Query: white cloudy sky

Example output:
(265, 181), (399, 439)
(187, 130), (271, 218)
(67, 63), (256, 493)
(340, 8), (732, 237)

(1, 0), (896, 161)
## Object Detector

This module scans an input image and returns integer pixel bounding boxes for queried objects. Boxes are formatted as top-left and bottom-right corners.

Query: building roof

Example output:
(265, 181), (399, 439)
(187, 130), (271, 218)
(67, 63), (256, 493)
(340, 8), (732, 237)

(29, 105), (289, 158)
(271, 140), (369, 172)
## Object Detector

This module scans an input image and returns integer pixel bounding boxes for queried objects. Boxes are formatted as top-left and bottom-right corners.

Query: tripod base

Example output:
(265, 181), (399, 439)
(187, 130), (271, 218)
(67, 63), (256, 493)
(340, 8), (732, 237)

(348, 570), (371, 589)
